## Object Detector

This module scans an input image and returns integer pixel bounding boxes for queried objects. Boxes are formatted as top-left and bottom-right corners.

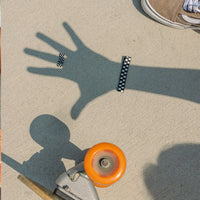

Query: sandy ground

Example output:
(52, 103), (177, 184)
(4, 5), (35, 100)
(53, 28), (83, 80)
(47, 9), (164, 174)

(2, 1), (200, 200)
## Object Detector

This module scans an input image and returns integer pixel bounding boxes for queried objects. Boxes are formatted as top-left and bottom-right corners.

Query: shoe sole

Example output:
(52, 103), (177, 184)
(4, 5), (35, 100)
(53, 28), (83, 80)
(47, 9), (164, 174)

(141, 0), (186, 29)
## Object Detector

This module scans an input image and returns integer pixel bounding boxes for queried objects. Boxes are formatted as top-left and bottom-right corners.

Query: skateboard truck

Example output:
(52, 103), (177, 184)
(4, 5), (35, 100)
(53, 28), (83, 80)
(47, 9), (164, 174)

(18, 143), (126, 200)
(54, 162), (99, 200)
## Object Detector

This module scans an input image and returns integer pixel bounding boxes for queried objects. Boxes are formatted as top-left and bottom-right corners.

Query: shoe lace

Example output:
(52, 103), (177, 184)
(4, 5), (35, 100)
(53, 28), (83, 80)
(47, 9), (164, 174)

(183, 0), (200, 13)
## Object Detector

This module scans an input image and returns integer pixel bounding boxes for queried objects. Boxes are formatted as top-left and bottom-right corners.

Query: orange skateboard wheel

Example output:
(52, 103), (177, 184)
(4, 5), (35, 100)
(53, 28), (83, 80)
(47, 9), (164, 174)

(84, 143), (126, 187)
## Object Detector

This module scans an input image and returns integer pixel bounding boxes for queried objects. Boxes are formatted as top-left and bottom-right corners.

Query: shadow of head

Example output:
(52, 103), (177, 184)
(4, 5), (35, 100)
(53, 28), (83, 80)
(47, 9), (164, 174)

(144, 144), (200, 200)
(30, 114), (70, 148)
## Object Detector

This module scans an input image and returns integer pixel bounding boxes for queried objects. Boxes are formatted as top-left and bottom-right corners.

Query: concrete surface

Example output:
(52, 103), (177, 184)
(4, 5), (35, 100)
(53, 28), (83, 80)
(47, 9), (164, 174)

(2, 0), (200, 200)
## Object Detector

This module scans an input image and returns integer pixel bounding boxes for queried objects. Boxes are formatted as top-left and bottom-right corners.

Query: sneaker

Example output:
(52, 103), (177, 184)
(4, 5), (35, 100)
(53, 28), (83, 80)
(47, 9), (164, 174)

(141, 0), (200, 29)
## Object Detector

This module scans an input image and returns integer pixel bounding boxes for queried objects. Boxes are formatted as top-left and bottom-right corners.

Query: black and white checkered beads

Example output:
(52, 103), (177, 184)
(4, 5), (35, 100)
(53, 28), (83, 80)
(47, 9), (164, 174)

(57, 53), (65, 67)
(117, 56), (131, 92)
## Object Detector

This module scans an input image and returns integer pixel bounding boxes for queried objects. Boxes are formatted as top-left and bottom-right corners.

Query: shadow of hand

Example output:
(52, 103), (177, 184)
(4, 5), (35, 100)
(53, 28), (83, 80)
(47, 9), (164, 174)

(25, 22), (120, 119)
(25, 22), (200, 120)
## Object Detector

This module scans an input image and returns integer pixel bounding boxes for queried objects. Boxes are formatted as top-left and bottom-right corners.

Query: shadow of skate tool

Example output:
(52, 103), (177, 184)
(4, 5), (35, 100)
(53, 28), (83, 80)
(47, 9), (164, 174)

(2, 115), (88, 190)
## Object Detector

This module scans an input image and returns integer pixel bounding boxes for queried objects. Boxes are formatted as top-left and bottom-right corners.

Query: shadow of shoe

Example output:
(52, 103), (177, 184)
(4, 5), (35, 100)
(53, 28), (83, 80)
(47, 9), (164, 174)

(131, 0), (152, 17)
(194, 29), (200, 34)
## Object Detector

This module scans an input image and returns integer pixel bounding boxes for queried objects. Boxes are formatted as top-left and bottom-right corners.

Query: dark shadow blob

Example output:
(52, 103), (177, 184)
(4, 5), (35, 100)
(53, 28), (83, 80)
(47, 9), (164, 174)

(144, 144), (200, 200)
(2, 114), (88, 190)
(25, 22), (200, 119)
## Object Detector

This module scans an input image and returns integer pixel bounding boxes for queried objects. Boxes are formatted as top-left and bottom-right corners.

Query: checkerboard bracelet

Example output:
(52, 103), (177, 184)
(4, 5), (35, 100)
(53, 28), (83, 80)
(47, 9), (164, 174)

(117, 56), (131, 92)
(57, 52), (65, 67)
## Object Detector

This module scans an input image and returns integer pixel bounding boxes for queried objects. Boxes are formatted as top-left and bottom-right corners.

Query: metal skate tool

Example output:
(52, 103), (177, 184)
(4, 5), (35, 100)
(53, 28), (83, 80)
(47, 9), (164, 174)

(18, 162), (99, 200)
(117, 56), (132, 92)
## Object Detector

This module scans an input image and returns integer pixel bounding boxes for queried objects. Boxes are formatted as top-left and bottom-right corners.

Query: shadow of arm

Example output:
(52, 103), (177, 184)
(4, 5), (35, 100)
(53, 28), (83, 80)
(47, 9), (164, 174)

(127, 66), (200, 103)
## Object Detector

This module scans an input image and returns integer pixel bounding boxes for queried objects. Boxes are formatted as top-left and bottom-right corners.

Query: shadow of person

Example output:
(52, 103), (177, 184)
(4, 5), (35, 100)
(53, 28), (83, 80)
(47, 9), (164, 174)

(143, 144), (200, 200)
(25, 22), (200, 120)
(2, 114), (88, 190)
